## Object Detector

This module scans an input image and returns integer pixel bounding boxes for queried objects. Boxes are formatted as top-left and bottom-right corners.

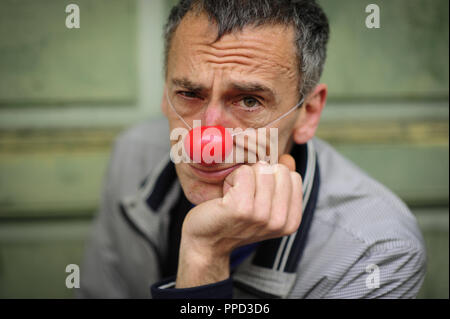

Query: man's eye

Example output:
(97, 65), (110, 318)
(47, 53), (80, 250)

(241, 96), (260, 109)
(178, 91), (199, 99)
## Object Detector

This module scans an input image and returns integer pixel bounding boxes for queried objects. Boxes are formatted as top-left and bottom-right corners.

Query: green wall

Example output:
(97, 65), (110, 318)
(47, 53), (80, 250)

(0, 0), (137, 105)
(0, 0), (448, 298)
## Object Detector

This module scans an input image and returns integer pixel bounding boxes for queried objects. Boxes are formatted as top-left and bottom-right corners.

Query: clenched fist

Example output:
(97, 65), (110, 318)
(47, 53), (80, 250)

(176, 154), (303, 288)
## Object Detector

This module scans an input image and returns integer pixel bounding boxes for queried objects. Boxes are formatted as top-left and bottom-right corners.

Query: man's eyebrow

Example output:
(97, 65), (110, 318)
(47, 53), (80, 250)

(231, 82), (276, 99)
(172, 78), (206, 92)
(171, 78), (276, 101)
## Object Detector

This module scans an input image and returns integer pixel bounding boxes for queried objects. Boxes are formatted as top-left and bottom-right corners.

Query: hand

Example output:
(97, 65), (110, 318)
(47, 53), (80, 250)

(175, 154), (303, 288)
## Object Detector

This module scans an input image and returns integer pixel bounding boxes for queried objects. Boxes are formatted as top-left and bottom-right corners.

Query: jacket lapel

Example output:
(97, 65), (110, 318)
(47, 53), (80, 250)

(120, 154), (180, 263)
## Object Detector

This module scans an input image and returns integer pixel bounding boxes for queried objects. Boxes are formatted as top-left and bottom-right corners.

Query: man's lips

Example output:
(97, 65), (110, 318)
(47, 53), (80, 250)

(188, 163), (243, 182)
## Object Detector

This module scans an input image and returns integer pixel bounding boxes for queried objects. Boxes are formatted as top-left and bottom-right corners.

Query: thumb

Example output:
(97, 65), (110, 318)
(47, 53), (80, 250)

(279, 154), (296, 172)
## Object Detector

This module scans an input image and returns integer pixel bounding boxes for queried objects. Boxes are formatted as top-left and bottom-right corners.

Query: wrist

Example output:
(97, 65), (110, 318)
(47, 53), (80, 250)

(175, 236), (230, 288)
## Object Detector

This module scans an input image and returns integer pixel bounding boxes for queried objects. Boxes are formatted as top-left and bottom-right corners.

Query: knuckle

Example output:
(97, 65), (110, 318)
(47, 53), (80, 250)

(268, 214), (287, 233)
(284, 221), (300, 235)
(238, 164), (253, 176)
(254, 161), (266, 170)
(253, 209), (270, 225)
(292, 171), (303, 186)
(275, 163), (289, 175)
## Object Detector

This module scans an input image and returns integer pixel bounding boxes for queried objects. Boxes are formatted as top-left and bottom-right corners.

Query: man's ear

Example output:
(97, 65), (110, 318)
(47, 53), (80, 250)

(292, 83), (327, 144)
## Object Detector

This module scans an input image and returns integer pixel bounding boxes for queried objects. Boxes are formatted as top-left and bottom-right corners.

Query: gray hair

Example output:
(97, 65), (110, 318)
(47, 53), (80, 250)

(163, 0), (329, 99)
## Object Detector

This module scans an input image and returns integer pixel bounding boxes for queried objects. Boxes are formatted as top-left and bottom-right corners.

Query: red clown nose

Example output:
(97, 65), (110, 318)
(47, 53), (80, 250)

(184, 126), (233, 165)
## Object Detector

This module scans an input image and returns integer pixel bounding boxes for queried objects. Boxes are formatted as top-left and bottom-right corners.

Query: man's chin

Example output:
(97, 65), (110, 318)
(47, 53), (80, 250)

(183, 181), (223, 205)
(176, 163), (226, 205)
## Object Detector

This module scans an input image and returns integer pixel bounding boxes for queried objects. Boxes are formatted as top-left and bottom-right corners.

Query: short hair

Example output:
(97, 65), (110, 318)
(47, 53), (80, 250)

(163, 0), (329, 99)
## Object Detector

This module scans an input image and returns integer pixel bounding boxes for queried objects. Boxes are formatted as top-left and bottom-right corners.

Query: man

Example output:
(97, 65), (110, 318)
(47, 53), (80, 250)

(79, 0), (426, 298)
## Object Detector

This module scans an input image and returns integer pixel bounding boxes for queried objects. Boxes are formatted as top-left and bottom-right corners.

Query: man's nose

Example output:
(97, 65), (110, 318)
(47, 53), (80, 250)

(202, 100), (228, 127)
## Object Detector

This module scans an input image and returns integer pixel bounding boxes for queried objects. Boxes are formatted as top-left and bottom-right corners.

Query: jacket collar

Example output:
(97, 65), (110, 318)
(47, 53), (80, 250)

(120, 140), (320, 299)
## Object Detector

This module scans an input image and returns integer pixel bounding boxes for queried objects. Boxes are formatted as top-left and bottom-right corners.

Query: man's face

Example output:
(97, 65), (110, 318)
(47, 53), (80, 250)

(164, 12), (302, 205)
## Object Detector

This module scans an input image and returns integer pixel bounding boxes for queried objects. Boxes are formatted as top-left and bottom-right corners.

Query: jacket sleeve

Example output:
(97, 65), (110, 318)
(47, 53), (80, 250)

(76, 121), (177, 298)
(150, 276), (233, 299)
(323, 240), (427, 299)
(76, 139), (132, 298)
(77, 134), (165, 299)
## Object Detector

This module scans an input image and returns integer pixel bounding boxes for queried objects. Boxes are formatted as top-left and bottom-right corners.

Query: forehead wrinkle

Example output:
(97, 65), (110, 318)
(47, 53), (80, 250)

(197, 50), (254, 66)
(198, 37), (293, 64)
(210, 25), (296, 64)
(193, 44), (296, 83)
(172, 14), (297, 70)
